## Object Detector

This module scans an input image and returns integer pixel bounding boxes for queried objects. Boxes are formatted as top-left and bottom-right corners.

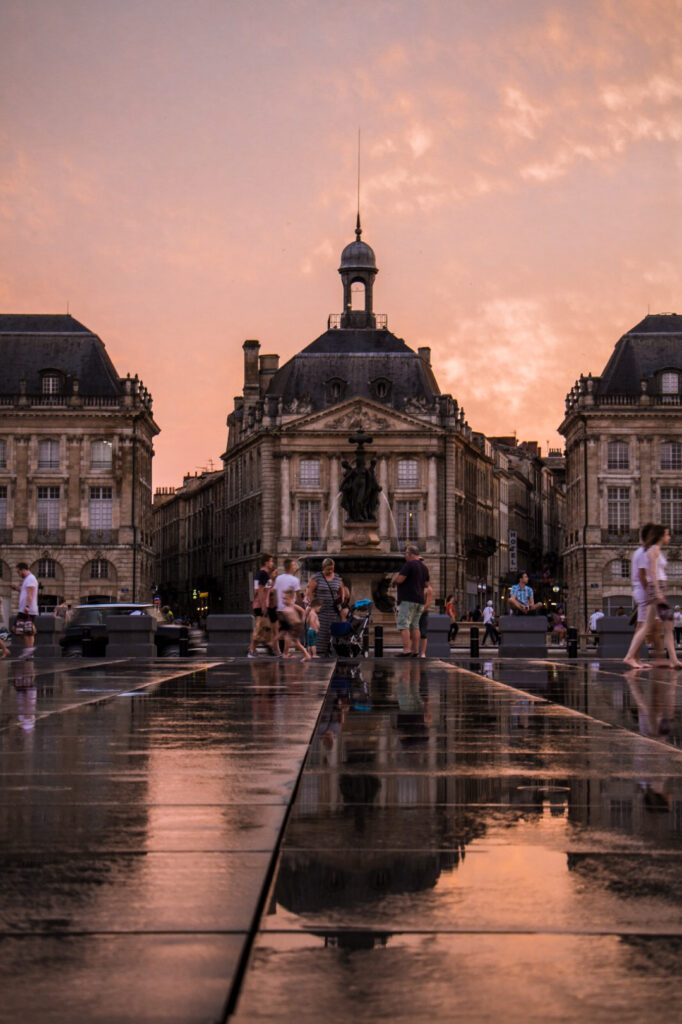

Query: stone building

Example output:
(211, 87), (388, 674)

(154, 221), (508, 616)
(488, 438), (566, 609)
(560, 313), (682, 628)
(0, 314), (158, 623)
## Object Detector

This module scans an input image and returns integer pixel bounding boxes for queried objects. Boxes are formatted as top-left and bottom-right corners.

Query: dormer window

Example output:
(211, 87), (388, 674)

(40, 370), (63, 395)
(661, 371), (679, 394)
(371, 377), (392, 402)
(325, 377), (347, 404)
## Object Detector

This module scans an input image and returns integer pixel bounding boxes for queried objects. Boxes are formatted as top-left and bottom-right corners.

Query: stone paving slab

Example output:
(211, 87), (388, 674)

(233, 659), (682, 1022)
(0, 657), (333, 1024)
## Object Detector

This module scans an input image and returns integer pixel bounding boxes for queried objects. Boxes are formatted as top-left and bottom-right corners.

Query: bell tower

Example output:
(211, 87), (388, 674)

(338, 215), (378, 329)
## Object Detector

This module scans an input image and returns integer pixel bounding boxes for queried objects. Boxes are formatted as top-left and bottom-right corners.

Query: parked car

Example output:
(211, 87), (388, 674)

(59, 604), (188, 657)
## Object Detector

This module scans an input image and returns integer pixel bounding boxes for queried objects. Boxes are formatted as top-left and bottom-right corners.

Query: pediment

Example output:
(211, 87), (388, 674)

(280, 397), (440, 435)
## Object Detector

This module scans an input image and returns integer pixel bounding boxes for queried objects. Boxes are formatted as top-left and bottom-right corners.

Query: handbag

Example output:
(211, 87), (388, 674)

(657, 601), (674, 623)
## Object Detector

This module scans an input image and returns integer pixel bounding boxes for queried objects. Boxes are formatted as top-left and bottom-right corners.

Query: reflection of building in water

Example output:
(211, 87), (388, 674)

(277, 661), (682, 920)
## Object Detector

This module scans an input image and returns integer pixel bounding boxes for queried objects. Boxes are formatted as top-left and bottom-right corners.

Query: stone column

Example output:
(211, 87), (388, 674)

(426, 456), (438, 542)
(280, 456), (290, 546)
(329, 456), (339, 540)
(14, 436), (30, 543)
(66, 435), (82, 543)
(378, 457), (388, 543)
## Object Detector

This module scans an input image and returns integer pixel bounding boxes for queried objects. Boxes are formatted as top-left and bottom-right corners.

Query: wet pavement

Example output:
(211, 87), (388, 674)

(1, 655), (681, 1022)
(234, 658), (682, 1023)
(0, 656), (332, 1024)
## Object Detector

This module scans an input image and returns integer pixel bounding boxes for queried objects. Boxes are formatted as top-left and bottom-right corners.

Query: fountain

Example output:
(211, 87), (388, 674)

(300, 424), (404, 616)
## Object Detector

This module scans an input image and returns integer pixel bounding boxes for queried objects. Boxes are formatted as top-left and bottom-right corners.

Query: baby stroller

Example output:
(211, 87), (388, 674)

(330, 599), (372, 659)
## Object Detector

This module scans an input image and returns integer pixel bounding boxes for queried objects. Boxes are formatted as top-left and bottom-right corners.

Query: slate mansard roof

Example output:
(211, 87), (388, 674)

(598, 313), (682, 395)
(264, 328), (440, 411)
(0, 314), (123, 396)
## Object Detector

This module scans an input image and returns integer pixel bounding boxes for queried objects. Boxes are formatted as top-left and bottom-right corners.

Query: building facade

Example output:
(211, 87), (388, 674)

(0, 314), (158, 623)
(154, 223), (566, 618)
(560, 313), (682, 628)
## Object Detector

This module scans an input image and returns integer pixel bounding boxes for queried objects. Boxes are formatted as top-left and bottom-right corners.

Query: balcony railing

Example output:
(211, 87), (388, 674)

(601, 528), (640, 543)
(83, 529), (117, 545)
(29, 529), (65, 544)
(327, 312), (388, 330)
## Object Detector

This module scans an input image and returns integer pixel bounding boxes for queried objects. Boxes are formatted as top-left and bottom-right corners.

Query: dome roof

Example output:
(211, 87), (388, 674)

(339, 238), (376, 270)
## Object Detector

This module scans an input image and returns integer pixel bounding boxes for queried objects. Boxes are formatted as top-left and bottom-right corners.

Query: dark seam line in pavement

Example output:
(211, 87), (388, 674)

(219, 668), (335, 1023)
(445, 662), (682, 759)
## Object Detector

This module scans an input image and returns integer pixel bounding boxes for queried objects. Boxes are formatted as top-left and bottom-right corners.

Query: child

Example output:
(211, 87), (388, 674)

(0, 629), (9, 658)
(279, 590), (311, 660)
(305, 599), (322, 658)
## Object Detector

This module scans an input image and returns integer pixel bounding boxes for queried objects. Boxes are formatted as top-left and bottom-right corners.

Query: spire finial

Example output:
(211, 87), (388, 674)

(356, 127), (362, 240)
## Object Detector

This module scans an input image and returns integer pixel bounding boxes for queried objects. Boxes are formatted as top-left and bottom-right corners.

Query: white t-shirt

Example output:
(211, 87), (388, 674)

(655, 550), (667, 581)
(19, 572), (39, 615)
(483, 606), (495, 624)
(273, 573), (301, 611)
(631, 546), (650, 589)
(589, 610), (604, 631)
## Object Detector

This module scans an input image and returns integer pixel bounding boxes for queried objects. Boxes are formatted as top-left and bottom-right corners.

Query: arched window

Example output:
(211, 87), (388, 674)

(325, 378), (347, 404)
(36, 558), (57, 578)
(90, 559), (109, 579)
(371, 377), (392, 402)
(661, 441), (682, 471)
(350, 281), (366, 310)
(606, 440), (629, 471)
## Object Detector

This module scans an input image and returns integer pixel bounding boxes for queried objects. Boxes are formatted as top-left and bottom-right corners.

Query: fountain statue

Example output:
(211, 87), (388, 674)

(339, 427), (382, 522)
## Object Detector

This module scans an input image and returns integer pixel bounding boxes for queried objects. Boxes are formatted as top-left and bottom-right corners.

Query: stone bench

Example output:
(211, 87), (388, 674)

(423, 613), (451, 657)
(106, 614), (157, 658)
(596, 616), (636, 658)
(206, 615), (253, 657)
(34, 614), (64, 659)
(499, 615), (548, 658)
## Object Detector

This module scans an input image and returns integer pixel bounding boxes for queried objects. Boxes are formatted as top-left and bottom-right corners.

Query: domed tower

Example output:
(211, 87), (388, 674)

(339, 215), (378, 329)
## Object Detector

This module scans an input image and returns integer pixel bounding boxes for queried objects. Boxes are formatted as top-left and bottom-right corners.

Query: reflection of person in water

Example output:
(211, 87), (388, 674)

(625, 667), (676, 810)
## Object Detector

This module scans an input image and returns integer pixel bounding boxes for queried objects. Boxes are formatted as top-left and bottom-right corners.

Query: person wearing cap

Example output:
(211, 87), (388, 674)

(481, 600), (498, 646)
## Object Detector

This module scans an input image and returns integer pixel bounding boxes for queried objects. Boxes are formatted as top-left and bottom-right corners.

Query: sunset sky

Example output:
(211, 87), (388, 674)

(1, 0), (680, 486)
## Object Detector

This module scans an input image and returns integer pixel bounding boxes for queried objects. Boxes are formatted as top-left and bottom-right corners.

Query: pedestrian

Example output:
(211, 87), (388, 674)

(646, 525), (682, 668)
(391, 544), (429, 657)
(624, 523), (666, 669)
(248, 552), (275, 657)
(0, 627), (9, 658)
(674, 605), (682, 647)
(471, 605), (482, 623)
(273, 558), (301, 654)
(508, 571), (544, 615)
(419, 580), (434, 658)
(305, 599), (322, 658)
(306, 558), (343, 657)
(279, 589), (310, 660)
(589, 608), (604, 633)
(445, 594), (458, 644)
(481, 600), (498, 646)
(11, 562), (38, 658)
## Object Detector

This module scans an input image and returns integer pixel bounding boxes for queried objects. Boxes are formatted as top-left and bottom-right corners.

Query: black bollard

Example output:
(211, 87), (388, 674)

(470, 625), (479, 658)
(374, 624), (384, 658)
(567, 626), (578, 658)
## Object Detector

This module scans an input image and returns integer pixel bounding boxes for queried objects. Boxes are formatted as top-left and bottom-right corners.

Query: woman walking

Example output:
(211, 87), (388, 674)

(647, 525), (682, 668)
(306, 557), (343, 657)
(625, 524), (681, 669)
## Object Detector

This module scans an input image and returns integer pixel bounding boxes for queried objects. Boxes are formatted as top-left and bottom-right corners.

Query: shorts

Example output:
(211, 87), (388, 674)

(418, 611), (429, 639)
(633, 586), (649, 623)
(15, 612), (35, 636)
(306, 628), (318, 647)
(397, 601), (424, 631)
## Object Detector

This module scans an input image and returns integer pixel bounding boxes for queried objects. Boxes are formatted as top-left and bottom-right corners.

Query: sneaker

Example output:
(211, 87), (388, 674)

(17, 648), (34, 659)
(247, 651), (258, 658)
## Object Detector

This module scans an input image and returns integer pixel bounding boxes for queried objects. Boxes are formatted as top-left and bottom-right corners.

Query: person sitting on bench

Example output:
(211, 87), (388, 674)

(508, 571), (544, 615)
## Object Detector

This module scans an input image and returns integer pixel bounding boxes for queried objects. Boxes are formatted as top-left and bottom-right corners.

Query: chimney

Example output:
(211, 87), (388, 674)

(243, 339), (260, 395)
(259, 353), (279, 396)
(418, 346), (431, 365)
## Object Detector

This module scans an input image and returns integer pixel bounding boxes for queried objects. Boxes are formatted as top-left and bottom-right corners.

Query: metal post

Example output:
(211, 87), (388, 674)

(470, 625), (479, 658)
(567, 626), (578, 658)
(374, 624), (383, 658)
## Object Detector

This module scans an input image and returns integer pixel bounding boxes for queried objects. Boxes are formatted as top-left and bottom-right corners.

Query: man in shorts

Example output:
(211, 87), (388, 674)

(12, 562), (38, 658)
(392, 545), (430, 657)
(248, 553), (276, 657)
